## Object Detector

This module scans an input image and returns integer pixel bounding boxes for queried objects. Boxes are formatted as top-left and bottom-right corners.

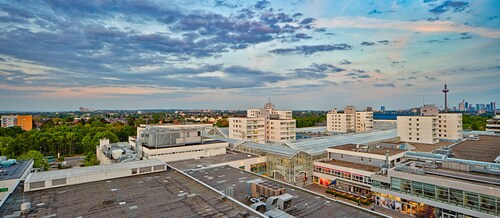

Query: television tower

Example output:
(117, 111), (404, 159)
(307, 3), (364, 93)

(442, 81), (449, 112)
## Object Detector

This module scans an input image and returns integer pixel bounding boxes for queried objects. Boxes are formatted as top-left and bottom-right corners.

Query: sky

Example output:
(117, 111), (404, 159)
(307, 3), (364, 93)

(0, 0), (499, 111)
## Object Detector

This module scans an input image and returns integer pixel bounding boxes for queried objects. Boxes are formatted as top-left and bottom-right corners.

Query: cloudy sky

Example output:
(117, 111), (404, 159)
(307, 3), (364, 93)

(0, 0), (499, 111)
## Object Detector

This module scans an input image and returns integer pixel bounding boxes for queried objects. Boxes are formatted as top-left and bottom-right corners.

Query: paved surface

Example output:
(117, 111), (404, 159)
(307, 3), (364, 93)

(187, 165), (381, 218)
(450, 136), (500, 162)
(304, 184), (412, 218)
(0, 170), (259, 218)
(168, 150), (260, 170)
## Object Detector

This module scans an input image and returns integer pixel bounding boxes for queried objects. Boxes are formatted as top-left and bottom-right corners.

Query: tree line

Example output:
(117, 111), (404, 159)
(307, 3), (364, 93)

(0, 120), (137, 169)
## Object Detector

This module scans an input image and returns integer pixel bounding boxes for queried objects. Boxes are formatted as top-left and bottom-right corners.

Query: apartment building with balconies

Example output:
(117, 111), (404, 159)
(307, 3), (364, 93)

(326, 106), (373, 133)
(229, 102), (296, 143)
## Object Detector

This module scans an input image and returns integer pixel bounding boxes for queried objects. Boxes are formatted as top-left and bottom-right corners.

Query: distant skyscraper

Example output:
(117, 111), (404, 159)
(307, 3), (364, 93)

(458, 100), (465, 111)
(490, 102), (496, 112)
(465, 102), (469, 110)
(381, 106), (385, 111)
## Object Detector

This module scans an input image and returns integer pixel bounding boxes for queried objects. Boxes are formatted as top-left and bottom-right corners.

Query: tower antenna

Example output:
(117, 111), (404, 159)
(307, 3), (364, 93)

(442, 80), (449, 112)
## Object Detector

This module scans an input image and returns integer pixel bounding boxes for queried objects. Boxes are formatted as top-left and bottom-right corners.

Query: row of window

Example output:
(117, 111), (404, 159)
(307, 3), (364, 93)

(147, 149), (204, 157)
(373, 178), (499, 215)
(313, 165), (372, 185)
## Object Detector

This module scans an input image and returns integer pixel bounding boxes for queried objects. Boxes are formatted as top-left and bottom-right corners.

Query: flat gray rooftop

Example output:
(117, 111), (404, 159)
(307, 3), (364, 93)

(0, 160), (32, 181)
(168, 150), (259, 170)
(451, 135), (500, 162)
(0, 170), (259, 218)
(186, 166), (381, 218)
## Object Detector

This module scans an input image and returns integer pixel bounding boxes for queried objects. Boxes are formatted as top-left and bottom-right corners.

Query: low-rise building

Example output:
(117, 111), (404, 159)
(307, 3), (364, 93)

(371, 156), (500, 217)
(313, 143), (406, 198)
(327, 106), (373, 133)
(135, 124), (229, 162)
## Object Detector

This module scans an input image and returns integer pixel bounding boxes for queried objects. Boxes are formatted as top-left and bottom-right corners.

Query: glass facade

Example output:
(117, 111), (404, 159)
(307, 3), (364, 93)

(373, 177), (499, 216)
(313, 165), (372, 185)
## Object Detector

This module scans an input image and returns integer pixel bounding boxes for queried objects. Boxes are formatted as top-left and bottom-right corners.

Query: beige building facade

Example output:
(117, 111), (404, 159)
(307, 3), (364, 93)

(397, 113), (463, 144)
(327, 106), (373, 133)
(229, 102), (296, 143)
(397, 116), (439, 144)
(438, 113), (462, 141)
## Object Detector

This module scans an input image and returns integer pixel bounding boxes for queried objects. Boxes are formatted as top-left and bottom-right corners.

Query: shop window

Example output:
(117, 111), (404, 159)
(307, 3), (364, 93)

(401, 179), (412, 194)
(411, 181), (423, 196)
(479, 194), (496, 215)
(436, 186), (449, 202)
(423, 183), (435, 199)
(449, 188), (463, 206)
(464, 191), (479, 210)
(391, 177), (401, 191)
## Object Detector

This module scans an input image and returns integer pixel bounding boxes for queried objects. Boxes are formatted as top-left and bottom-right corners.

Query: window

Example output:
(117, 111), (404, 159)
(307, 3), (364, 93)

(423, 183), (435, 199)
(449, 188), (463, 206)
(360, 157), (364, 162)
(52, 178), (67, 186)
(479, 194), (496, 215)
(436, 186), (449, 202)
(464, 191), (479, 210)
(368, 158), (372, 164)
(340, 154), (343, 159)
(412, 181), (423, 196)
(391, 177), (401, 191)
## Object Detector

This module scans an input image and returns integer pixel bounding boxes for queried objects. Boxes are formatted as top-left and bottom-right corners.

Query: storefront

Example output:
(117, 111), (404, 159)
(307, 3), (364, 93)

(374, 193), (427, 216)
(314, 176), (371, 198)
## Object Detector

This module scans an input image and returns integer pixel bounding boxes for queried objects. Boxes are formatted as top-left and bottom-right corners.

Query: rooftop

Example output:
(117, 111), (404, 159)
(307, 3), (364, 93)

(168, 150), (261, 170)
(408, 141), (454, 152)
(210, 126), (397, 158)
(450, 136), (500, 162)
(0, 170), (259, 218)
(186, 166), (380, 218)
(420, 167), (500, 188)
(0, 160), (32, 181)
(319, 159), (381, 172)
(329, 144), (405, 156)
(142, 139), (227, 149)
(26, 159), (165, 183)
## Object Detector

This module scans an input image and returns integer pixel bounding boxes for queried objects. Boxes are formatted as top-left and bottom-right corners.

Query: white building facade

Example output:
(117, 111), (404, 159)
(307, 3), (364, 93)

(327, 106), (373, 133)
(397, 113), (463, 144)
(229, 102), (296, 143)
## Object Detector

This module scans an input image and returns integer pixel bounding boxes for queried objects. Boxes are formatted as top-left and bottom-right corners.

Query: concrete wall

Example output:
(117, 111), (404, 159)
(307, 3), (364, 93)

(329, 153), (385, 167)
(25, 162), (165, 192)
(210, 156), (267, 172)
(143, 141), (228, 162)
(327, 148), (405, 166)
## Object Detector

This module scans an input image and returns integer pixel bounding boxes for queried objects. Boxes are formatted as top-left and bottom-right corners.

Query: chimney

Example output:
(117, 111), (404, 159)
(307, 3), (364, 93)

(385, 150), (390, 167)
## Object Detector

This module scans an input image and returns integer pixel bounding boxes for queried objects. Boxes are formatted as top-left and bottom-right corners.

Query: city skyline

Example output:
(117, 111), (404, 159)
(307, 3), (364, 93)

(0, 0), (499, 111)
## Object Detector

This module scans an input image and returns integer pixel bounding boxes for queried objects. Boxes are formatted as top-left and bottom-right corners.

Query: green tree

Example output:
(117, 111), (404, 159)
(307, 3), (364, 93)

(84, 152), (99, 166)
(18, 150), (48, 170)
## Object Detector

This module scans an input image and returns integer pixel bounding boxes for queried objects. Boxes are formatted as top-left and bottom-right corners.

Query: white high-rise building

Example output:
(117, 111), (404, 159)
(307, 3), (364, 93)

(327, 106), (373, 133)
(229, 102), (296, 143)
